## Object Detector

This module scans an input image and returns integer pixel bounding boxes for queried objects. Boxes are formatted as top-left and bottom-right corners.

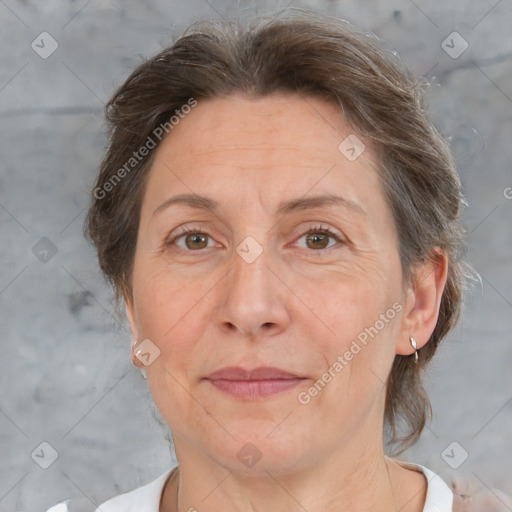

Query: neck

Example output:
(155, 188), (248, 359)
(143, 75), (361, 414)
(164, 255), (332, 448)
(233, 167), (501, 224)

(161, 438), (401, 512)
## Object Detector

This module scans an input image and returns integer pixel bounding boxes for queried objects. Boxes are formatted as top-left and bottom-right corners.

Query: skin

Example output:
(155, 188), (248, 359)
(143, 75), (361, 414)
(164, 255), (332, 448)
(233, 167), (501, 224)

(125, 93), (449, 512)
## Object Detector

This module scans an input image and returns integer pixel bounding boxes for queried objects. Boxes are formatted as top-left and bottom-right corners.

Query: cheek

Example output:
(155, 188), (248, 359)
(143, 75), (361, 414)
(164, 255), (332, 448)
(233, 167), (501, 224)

(134, 262), (186, 321)
(132, 264), (219, 365)
(295, 264), (402, 381)
(295, 260), (392, 333)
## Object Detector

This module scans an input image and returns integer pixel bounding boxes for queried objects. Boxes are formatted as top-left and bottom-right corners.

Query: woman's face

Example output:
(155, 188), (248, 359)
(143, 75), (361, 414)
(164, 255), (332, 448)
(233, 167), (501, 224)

(125, 93), (437, 473)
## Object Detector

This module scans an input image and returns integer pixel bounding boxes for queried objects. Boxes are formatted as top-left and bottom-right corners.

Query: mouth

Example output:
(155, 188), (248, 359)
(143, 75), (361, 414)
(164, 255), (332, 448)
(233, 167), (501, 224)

(204, 366), (307, 400)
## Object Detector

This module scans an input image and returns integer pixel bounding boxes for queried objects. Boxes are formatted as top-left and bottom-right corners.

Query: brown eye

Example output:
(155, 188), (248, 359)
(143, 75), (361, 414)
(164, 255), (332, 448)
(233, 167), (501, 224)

(166, 228), (215, 251)
(305, 232), (331, 250)
(183, 233), (209, 250)
(295, 226), (344, 252)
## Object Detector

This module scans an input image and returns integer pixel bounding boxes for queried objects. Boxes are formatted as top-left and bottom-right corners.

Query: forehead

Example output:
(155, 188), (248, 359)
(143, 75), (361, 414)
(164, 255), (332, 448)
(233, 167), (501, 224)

(140, 93), (384, 220)
(155, 93), (369, 159)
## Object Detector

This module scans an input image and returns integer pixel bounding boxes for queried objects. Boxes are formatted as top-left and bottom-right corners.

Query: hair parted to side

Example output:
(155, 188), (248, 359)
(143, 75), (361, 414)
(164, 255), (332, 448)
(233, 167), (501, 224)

(84, 9), (477, 454)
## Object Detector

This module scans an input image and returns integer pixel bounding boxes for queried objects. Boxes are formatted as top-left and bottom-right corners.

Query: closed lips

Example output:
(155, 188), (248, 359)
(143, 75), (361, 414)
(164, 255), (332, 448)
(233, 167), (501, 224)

(206, 366), (305, 381)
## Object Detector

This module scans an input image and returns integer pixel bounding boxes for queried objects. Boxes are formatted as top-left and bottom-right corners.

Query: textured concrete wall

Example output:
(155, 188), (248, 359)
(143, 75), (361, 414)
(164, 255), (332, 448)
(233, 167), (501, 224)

(1, 0), (511, 510)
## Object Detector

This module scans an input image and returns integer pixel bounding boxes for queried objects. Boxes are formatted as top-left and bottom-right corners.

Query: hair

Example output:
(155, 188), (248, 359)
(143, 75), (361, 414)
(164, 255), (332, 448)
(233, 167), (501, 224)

(84, 8), (477, 454)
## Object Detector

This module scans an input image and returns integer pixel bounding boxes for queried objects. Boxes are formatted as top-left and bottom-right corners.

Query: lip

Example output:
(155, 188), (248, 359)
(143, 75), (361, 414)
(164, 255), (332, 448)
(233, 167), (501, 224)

(207, 366), (303, 380)
(205, 366), (307, 400)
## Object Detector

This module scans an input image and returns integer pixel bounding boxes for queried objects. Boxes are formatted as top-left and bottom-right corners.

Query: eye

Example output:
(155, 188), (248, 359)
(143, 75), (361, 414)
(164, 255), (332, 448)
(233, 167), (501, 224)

(166, 224), (346, 253)
(294, 224), (345, 251)
(166, 226), (217, 251)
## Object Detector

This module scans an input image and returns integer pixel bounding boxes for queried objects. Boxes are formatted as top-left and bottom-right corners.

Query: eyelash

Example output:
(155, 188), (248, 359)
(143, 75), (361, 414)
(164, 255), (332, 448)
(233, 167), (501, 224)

(166, 224), (345, 253)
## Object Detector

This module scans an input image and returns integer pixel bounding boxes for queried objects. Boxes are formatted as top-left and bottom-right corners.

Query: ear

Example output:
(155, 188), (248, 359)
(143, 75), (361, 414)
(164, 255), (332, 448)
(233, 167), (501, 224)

(396, 248), (449, 356)
(125, 296), (144, 369)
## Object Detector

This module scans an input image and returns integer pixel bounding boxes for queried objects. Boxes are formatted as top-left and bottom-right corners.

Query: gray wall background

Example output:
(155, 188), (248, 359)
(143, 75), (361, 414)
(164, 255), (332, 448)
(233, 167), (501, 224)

(1, 0), (511, 510)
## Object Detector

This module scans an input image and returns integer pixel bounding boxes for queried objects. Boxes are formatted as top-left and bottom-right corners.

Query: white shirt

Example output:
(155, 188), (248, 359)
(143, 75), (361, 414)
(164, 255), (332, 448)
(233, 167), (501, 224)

(84, 461), (454, 512)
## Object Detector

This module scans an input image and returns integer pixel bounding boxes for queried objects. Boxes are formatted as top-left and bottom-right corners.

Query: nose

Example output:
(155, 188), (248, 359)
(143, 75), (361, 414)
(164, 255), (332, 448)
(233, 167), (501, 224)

(213, 239), (291, 340)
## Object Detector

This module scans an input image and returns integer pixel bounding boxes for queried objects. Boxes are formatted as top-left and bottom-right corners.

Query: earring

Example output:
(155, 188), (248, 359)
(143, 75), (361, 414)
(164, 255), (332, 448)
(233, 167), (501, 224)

(131, 339), (147, 378)
(410, 337), (419, 363)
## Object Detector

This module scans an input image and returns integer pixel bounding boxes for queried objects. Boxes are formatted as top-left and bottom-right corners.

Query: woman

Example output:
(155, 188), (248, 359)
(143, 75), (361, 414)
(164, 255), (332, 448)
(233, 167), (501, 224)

(76, 9), (488, 512)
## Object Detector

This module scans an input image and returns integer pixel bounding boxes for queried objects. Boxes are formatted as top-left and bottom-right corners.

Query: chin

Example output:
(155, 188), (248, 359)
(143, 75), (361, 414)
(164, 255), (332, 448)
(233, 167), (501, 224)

(210, 419), (314, 476)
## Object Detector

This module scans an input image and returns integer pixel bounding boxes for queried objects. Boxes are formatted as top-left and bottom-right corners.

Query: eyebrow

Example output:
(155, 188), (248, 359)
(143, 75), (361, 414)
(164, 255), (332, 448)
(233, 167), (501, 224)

(152, 192), (367, 218)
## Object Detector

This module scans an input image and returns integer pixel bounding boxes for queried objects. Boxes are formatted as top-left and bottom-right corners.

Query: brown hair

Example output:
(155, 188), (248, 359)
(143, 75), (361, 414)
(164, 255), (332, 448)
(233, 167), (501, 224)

(84, 9), (476, 453)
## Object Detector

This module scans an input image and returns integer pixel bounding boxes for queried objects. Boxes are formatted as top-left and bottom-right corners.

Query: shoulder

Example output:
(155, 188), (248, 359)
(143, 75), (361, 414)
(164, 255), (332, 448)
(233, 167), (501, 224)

(394, 459), (454, 511)
(395, 460), (512, 512)
(94, 466), (177, 512)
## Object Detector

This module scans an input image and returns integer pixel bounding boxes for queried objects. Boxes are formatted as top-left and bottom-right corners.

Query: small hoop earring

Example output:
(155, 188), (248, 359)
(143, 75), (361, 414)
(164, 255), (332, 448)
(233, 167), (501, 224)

(410, 337), (419, 363)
